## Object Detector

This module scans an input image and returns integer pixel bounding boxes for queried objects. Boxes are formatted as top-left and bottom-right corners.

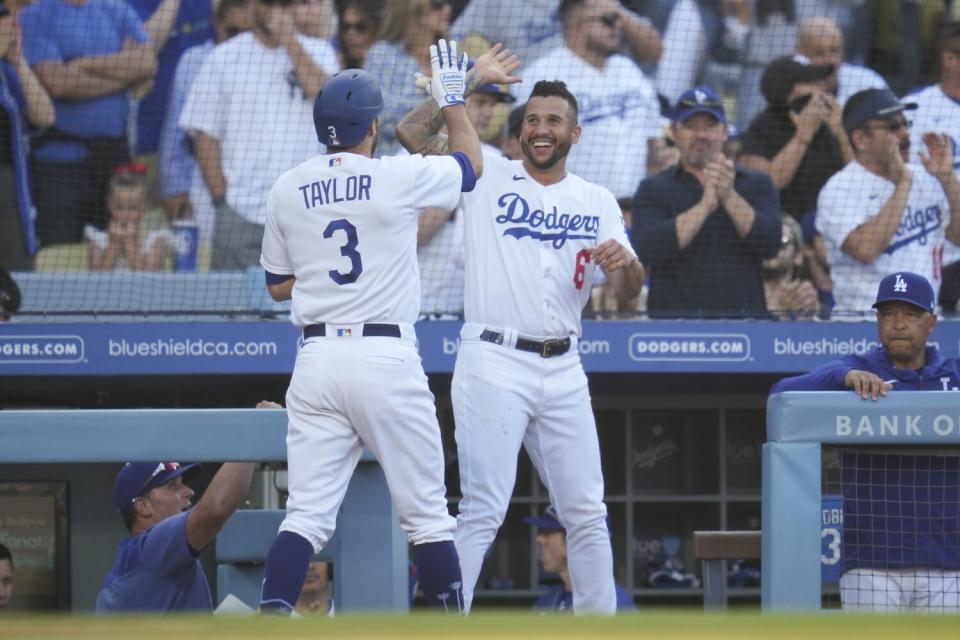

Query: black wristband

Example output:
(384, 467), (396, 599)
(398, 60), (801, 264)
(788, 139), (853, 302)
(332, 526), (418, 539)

(212, 194), (226, 208)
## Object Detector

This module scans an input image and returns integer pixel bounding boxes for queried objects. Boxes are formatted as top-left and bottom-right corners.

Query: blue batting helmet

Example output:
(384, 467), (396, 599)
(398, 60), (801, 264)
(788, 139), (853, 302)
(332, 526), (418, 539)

(313, 69), (383, 148)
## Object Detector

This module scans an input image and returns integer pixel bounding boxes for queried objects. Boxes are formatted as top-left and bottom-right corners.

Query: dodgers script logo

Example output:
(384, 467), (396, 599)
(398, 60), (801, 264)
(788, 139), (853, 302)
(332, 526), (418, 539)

(885, 204), (943, 254)
(495, 193), (600, 249)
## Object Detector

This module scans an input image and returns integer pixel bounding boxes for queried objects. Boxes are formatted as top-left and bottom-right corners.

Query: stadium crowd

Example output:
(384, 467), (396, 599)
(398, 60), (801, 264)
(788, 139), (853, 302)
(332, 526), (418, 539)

(0, 0), (959, 321)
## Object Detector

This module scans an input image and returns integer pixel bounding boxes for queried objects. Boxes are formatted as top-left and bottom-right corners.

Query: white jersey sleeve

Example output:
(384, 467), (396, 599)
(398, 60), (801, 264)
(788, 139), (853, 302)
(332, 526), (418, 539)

(260, 186), (293, 276)
(406, 154), (465, 213)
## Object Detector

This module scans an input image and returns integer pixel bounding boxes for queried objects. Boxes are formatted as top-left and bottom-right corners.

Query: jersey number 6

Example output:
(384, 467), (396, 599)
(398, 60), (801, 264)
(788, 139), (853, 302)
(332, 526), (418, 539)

(573, 249), (590, 290)
(323, 218), (363, 285)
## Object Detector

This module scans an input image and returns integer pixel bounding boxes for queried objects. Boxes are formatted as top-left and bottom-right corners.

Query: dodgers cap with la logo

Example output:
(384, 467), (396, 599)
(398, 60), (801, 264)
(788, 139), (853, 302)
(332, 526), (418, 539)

(872, 271), (935, 313)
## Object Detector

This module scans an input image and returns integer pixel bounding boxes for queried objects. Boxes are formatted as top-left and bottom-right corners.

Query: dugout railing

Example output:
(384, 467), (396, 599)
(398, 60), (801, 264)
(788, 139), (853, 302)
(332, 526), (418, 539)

(763, 391), (960, 610)
(0, 408), (408, 611)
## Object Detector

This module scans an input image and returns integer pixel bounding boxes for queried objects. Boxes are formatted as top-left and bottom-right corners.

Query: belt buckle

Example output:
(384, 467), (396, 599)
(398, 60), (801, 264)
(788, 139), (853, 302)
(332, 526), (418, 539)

(540, 338), (563, 358)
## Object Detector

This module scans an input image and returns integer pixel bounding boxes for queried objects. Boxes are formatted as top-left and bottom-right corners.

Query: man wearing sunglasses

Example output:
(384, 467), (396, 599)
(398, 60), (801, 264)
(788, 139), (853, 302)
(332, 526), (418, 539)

(513, 0), (663, 203)
(96, 402), (270, 612)
(816, 88), (960, 315)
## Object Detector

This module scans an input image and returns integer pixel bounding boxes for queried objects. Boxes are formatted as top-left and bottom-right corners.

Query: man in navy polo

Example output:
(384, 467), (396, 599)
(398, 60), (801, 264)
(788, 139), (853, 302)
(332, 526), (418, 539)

(632, 86), (782, 318)
(95, 402), (270, 612)
(771, 272), (960, 611)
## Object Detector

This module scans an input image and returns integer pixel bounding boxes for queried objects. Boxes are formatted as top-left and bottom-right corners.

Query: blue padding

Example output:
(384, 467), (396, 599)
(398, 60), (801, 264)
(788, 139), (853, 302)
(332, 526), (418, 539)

(216, 510), (340, 563)
(0, 409), (378, 463)
(451, 151), (477, 192)
(767, 391), (960, 443)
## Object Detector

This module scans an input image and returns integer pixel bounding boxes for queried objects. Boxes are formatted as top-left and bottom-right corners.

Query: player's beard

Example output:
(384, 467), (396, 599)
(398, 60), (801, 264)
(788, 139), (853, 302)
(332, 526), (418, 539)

(520, 135), (572, 172)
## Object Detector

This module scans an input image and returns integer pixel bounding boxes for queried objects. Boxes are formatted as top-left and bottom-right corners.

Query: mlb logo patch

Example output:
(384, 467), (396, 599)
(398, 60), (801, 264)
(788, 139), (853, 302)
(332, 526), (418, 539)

(329, 157), (342, 167)
(336, 328), (352, 337)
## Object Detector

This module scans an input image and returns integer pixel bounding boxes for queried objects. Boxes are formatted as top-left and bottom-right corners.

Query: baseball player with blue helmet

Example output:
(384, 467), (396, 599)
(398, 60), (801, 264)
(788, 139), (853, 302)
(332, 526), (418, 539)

(257, 40), (489, 614)
(398, 61), (645, 613)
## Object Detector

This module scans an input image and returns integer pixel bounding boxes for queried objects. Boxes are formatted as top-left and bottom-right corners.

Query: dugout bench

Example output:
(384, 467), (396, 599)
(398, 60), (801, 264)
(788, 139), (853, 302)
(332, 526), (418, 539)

(694, 530), (761, 610)
(0, 408), (408, 611)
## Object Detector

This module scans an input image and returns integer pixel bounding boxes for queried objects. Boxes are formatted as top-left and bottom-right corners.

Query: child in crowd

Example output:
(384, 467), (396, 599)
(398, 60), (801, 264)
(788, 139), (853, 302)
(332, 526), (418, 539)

(86, 164), (171, 271)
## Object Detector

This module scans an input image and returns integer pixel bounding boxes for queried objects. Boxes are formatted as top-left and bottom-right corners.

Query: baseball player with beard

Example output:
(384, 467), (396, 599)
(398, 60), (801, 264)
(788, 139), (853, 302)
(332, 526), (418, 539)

(399, 75), (644, 614)
(256, 41), (488, 615)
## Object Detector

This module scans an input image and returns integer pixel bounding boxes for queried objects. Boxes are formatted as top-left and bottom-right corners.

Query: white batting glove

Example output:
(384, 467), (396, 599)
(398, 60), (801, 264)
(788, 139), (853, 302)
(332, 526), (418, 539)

(427, 39), (467, 109)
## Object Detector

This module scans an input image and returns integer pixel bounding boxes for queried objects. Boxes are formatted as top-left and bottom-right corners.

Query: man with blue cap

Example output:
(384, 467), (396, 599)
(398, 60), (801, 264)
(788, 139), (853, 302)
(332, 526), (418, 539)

(95, 402), (273, 612)
(816, 88), (960, 315)
(771, 272), (960, 611)
(525, 506), (634, 612)
(632, 86), (782, 318)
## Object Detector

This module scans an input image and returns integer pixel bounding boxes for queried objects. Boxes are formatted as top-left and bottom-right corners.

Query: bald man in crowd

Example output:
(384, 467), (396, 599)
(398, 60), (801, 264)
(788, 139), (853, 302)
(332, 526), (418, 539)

(795, 17), (888, 106)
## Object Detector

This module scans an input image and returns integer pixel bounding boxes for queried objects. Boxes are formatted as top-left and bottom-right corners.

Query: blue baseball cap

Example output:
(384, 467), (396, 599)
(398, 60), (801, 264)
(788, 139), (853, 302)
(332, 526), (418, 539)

(112, 462), (200, 514)
(672, 87), (726, 124)
(842, 88), (917, 135)
(872, 272), (936, 314)
(524, 505), (565, 532)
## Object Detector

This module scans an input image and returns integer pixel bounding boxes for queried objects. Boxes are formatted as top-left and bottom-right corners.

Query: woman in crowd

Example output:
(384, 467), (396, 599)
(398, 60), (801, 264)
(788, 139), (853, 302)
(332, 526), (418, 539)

(363, 0), (452, 156)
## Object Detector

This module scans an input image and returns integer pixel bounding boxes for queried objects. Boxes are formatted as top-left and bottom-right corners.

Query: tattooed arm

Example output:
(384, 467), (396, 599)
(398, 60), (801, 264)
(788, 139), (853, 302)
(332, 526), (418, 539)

(398, 43), (520, 156)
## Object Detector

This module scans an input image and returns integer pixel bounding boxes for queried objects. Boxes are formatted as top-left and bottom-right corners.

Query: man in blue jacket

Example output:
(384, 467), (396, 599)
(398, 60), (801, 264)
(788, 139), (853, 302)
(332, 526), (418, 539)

(771, 271), (960, 611)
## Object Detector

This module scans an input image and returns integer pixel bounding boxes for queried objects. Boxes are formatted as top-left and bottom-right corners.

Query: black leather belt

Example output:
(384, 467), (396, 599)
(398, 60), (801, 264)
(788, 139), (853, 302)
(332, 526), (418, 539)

(303, 323), (401, 339)
(479, 329), (571, 358)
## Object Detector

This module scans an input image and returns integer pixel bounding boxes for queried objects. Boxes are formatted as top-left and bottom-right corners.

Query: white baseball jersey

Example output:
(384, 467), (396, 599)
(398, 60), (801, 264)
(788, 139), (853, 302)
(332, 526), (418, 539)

(836, 63), (888, 105)
(906, 84), (960, 170)
(817, 161), (952, 313)
(260, 152), (463, 328)
(907, 84), (960, 265)
(460, 148), (635, 337)
(513, 47), (662, 200)
(180, 32), (339, 225)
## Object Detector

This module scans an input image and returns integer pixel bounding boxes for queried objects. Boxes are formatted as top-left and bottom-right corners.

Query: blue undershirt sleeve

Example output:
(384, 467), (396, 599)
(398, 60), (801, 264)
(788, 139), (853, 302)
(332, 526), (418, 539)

(265, 271), (294, 286)
(450, 151), (477, 192)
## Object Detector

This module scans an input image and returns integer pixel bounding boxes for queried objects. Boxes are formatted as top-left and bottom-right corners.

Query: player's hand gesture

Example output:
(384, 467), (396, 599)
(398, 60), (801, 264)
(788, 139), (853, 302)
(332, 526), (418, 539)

(472, 43), (521, 87)
(844, 369), (892, 401)
(919, 132), (955, 183)
(427, 39), (468, 109)
(589, 239), (635, 274)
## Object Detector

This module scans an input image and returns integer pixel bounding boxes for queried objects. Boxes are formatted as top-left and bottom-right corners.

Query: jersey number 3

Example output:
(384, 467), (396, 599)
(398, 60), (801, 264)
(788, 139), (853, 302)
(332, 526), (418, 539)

(323, 219), (363, 285)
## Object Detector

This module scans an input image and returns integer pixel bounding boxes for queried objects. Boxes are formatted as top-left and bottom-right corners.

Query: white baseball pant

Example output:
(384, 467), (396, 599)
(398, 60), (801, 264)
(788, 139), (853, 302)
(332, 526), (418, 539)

(452, 326), (616, 614)
(278, 324), (456, 552)
(840, 568), (960, 612)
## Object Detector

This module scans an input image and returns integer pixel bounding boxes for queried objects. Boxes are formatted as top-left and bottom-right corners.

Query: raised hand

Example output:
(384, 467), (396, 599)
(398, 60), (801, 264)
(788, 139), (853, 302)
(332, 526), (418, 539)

(427, 39), (468, 109)
(789, 93), (825, 143)
(709, 156), (736, 203)
(472, 43), (521, 87)
(919, 132), (955, 182)
(886, 133), (911, 185)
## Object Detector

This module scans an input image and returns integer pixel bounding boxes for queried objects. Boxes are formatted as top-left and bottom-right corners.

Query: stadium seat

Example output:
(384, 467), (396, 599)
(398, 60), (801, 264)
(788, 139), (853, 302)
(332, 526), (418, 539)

(33, 244), (89, 272)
